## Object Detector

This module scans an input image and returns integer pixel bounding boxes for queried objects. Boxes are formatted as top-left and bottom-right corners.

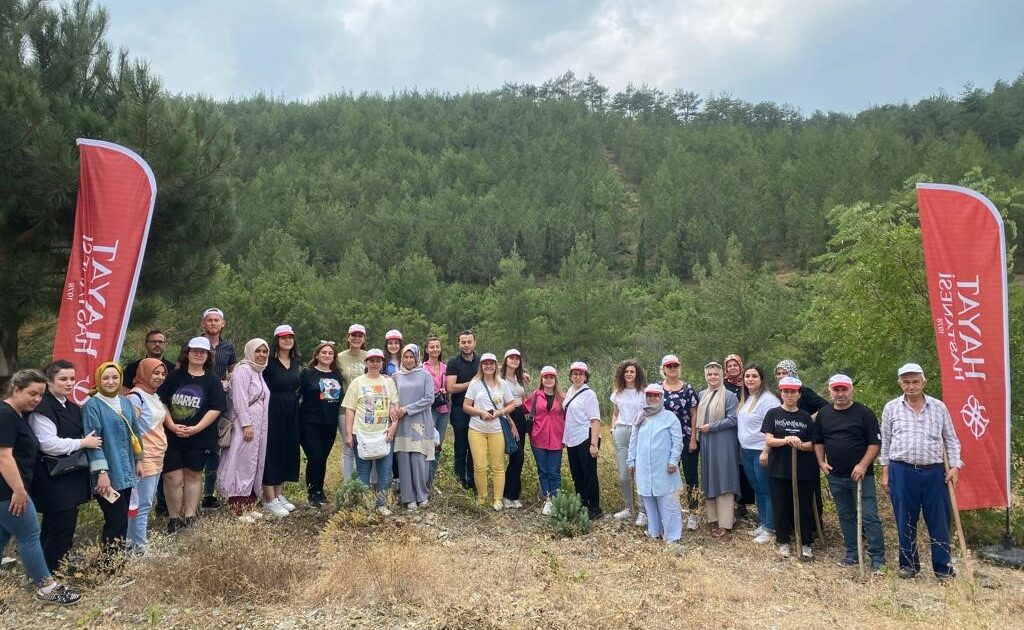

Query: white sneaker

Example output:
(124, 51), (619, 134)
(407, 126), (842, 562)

(406, 502), (418, 512)
(511, 500), (523, 509)
(279, 496), (296, 512)
(778, 543), (791, 558)
(263, 499), (289, 518)
(238, 514), (256, 524)
(753, 531), (772, 544)
(541, 499), (553, 516)
(801, 545), (813, 559)
(247, 510), (264, 520)
(376, 505), (391, 517)
(418, 498), (429, 508)
(750, 525), (765, 537)
(613, 509), (632, 521)
(686, 514), (699, 530)
(492, 501), (503, 512)
(635, 512), (648, 527)
(503, 499), (514, 509)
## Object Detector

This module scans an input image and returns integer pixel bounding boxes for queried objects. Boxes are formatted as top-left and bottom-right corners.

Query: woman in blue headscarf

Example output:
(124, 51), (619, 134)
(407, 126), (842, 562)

(391, 344), (436, 510)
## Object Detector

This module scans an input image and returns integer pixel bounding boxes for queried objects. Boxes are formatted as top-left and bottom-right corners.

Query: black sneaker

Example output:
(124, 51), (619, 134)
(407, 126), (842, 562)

(166, 518), (184, 534)
(897, 567), (919, 579)
(936, 568), (958, 582)
(837, 557), (859, 568)
(154, 502), (168, 517)
(36, 584), (81, 606)
(201, 495), (221, 509)
(308, 494), (324, 509)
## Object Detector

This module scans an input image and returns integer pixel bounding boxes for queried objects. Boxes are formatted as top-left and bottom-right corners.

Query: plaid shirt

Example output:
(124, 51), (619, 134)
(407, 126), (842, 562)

(879, 394), (962, 468)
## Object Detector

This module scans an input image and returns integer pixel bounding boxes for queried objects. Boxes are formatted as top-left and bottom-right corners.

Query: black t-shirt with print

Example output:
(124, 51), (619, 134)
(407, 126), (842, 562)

(0, 401), (40, 502)
(812, 402), (881, 478)
(158, 369), (227, 450)
(761, 407), (818, 481)
(299, 367), (343, 426)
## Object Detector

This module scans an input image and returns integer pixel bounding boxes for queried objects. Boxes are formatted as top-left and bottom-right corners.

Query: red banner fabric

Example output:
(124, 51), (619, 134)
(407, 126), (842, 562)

(53, 139), (156, 405)
(917, 183), (1010, 510)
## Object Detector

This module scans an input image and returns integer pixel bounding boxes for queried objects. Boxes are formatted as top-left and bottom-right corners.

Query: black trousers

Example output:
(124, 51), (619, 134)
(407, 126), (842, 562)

(450, 405), (474, 489)
(680, 444), (700, 510)
(770, 477), (817, 546)
(301, 422), (338, 495)
(566, 441), (601, 518)
(96, 490), (130, 550)
(503, 409), (528, 500)
(39, 507), (80, 573)
(738, 459), (755, 506)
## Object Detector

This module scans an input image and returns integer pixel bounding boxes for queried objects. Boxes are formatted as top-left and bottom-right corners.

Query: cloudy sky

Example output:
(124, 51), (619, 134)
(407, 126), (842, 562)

(98, 0), (1022, 114)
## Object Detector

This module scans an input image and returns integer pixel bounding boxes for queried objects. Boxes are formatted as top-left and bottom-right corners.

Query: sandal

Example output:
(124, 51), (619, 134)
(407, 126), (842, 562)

(710, 527), (728, 538)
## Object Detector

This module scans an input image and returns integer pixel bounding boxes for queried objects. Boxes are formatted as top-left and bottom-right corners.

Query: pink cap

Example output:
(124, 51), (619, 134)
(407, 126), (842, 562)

(385, 329), (403, 341)
(480, 352), (498, 363)
(366, 348), (384, 360)
(274, 324), (295, 337)
(661, 354), (680, 367)
(569, 361), (589, 374)
(644, 384), (664, 396)
(503, 348), (521, 359)
(540, 365), (557, 377)
(348, 324), (366, 335)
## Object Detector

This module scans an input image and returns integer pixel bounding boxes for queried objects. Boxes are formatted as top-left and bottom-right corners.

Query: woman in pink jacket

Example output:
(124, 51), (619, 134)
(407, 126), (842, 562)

(216, 339), (271, 522)
(522, 366), (565, 516)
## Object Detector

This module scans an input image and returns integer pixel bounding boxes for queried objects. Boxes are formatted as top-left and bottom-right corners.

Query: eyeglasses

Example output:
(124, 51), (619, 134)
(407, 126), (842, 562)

(145, 339), (167, 344)
(319, 340), (337, 346)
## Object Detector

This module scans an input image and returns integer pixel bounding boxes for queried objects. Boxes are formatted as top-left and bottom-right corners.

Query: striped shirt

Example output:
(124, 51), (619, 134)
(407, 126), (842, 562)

(879, 394), (962, 468)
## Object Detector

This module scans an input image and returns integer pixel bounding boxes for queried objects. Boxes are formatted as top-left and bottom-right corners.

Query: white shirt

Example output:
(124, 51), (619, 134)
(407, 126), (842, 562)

(28, 396), (82, 456)
(610, 389), (644, 427)
(563, 386), (600, 447)
(465, 378), (517, 434)
(736, 390), (780, 450)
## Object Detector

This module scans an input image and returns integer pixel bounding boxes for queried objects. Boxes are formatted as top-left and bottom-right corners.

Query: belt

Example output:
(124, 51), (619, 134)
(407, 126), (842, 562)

(892, 460), (942, 471)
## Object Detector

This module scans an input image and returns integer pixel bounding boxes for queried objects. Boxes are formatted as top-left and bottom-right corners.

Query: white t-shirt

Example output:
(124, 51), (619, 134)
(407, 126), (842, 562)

(610, 388), (644, 427)
(737, 390), (781, 450)
(563, 386), (600, 447)
(465, 378), (517, 434)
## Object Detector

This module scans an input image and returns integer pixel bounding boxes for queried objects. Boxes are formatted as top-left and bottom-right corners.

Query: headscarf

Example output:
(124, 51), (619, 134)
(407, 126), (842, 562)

(89, 361), (123, 397)
(397, 343), (422, 375)
(695, 363), (726, 431)
(776, 359), (799, 378)
(724, 353), (744, 388)
(639, 388), (664, 425)
(133, 358), (165, 394)
(239, 338), (270, 374)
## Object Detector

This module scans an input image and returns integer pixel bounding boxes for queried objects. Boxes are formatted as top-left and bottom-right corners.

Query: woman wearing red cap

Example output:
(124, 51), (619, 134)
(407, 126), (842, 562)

(563, 361), (602, 520)
(523, 366), (565, 515)
(382, 330), (403, 377)
(657, 355), (700, 530)
(463, 353), (517, 511)
(261, 325), (301, 515)
(337, 324), (368, 481)
(500, 349), (529, 509)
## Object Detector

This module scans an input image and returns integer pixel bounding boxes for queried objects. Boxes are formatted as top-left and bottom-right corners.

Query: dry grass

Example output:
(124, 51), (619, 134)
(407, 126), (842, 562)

(0, 425), (1021, 628)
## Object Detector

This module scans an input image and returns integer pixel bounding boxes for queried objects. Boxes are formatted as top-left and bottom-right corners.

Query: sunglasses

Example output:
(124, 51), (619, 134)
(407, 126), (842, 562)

(319, 340), (337, 346)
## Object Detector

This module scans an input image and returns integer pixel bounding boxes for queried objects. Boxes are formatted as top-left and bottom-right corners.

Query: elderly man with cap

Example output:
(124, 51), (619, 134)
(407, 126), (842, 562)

(813, 374), (886, 572)
(880, 363), (962, 580)
(628, 384), (684, 546)
(199, 308), (236, 510)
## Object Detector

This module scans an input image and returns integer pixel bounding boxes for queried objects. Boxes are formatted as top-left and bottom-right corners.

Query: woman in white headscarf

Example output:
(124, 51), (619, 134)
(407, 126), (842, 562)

(216, 339), (271, 522)
(391, 344), (436, 510)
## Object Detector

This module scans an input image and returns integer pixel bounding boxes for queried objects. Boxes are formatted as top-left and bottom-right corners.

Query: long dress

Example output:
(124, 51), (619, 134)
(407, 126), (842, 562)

(697, 388), (741, 499)
(262, 356), (301, 485)
(217, 363), (270, 498)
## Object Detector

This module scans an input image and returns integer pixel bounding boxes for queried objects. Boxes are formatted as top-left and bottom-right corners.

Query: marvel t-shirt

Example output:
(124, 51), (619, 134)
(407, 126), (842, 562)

(158, 370), (227, 450)
(812, 402), (881, 478)
(761, 407), (818, 481)
(299, 367), (343, 425)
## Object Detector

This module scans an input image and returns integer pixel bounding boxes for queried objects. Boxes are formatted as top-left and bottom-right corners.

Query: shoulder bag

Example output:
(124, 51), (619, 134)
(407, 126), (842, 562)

(482, 381), (518, 456)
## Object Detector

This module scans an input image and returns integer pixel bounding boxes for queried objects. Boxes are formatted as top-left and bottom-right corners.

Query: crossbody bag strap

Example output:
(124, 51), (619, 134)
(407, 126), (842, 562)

(562, 386), (590, 415)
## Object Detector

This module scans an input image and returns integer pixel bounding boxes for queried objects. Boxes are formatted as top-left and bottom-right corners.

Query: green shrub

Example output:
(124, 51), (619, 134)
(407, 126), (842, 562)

(333, 474), (374, 515)
(548, 492), (591, 538)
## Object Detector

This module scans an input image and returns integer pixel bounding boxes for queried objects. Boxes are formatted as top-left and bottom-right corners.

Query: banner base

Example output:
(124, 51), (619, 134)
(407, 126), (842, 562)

(978, 545), (1024, 569)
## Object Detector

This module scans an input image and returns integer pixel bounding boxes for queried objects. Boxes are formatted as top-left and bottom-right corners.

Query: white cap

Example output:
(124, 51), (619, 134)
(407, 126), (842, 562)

(644, 383), (664, 396)
(385, 329), (403, 341)
(569, 361), (589, 374)
(187, 336), (212, 351)
(348, 324), (366, 335)
(778, 376), (802, 390)
(504, 348), (521, 359)
(661, 354), (680, 367)
(828, 374), (853, 388)
(366, 348), (384, 360)
(274, 324), (295, 337)
(202, 308), (224, 319)
(480, 352), (498, 363)
(897, 363), (924, 377)
(540, 365), (557, 377)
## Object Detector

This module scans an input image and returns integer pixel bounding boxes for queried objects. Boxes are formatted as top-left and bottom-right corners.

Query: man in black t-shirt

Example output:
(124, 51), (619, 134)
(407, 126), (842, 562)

(812, 374), (886, 572)
(122, 330), (175, 391)
(445, 330), (479, 490)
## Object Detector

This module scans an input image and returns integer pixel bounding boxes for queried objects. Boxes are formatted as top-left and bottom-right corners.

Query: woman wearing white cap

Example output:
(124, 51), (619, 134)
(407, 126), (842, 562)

(463, 353), (517, 511)
(382, 330), (403, 377)
(500, 349), (528, 509)
(337, 324), (368, 481)
(158, 337), (227, 532)
(694, 361), (740, 538)
(342, 348), (398, 514)
(261, 325), (301, 515)
(563, 361), (602, 520)
(628, 384), (684, 545)
(658, 354), (700, 530)
(392, 344), (435, 510)
(610, 359), (646, 525)
(523, 366), (565, 515)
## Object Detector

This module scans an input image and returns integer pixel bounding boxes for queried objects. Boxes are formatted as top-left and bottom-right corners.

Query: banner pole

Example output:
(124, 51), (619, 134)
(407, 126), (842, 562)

(944, 451), (975, 583)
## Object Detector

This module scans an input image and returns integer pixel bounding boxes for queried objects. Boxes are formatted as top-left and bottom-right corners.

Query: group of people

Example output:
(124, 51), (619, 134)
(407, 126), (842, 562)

(0, 312), (966, 607)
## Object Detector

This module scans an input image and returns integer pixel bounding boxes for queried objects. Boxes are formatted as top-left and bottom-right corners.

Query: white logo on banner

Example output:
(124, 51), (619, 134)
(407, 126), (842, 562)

(960, 395), (989, 439)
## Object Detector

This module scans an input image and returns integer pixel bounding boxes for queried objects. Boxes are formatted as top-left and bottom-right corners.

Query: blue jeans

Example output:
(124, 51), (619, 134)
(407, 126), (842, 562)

(828, 474), (886, 568)
(889, 461), (953, 576)
(740, 448), (774, 531)
(0, 498), (52, 585)
(128, 474), (161, 549)
(531, 445), (563, 498)
(354, 435), (394, 507)
(427, 409), (449, 487)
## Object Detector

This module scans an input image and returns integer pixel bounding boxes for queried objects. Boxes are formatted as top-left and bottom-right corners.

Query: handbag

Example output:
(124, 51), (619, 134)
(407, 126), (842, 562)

(482, 381), (519, 456)
(430, 362), (449, 411)
(41, 450), (89, 477)
(218, 381), (266, 449)
(356, 430), (390, 460)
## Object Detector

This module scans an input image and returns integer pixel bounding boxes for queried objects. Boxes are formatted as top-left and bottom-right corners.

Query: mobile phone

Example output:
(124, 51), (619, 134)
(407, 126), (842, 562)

(103, 488), (121, 503)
